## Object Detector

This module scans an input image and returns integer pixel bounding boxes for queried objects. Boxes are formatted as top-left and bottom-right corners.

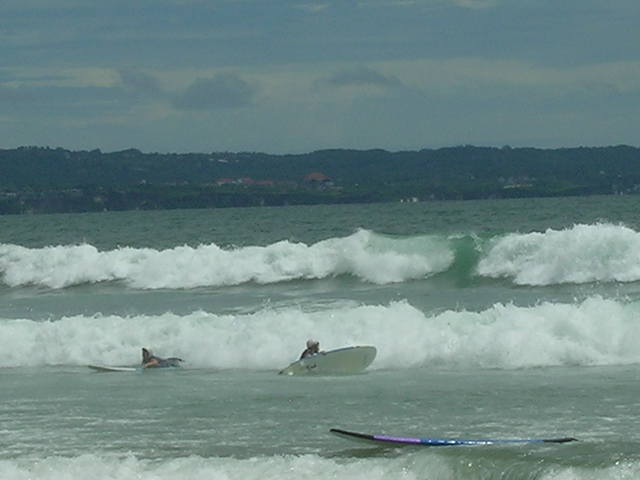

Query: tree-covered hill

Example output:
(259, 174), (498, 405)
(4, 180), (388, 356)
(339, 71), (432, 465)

(0, 145), (639, 214)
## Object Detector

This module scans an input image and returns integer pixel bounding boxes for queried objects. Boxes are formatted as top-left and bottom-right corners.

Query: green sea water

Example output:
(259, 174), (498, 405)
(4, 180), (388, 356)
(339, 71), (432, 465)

(1, 195), (640, 479)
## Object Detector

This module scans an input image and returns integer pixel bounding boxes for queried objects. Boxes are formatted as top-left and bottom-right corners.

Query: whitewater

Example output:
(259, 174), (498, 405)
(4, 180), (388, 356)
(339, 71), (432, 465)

(2, 297), (640, 370)
(3, 223), (640, 289)
(2, 196), (640, 480)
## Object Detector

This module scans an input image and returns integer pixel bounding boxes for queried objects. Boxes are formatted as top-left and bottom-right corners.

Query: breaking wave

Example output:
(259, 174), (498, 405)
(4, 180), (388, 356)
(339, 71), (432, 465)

(2, 451), (636, 480)
(3, 223), (640, 290)
(1, 296), (639, 370)
(0, 229), (453, 289)
(478, 223), (640, 285)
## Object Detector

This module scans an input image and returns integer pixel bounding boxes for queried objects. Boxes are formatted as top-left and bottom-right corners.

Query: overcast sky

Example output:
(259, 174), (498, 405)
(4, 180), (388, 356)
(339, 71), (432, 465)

(1, 0), (639, 153)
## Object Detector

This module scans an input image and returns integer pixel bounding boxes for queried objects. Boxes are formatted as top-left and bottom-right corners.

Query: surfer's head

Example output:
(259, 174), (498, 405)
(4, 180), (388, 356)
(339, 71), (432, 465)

(142, 348), (152, 363)
(306, 339), (319, 348)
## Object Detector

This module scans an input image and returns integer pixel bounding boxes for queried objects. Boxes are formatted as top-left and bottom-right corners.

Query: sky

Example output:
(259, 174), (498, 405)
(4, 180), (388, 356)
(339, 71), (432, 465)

(1, 0), (639, 154)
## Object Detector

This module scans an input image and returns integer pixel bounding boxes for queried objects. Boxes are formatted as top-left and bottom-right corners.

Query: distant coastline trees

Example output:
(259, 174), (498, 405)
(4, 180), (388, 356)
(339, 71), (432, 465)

(0, 145), (638, 214)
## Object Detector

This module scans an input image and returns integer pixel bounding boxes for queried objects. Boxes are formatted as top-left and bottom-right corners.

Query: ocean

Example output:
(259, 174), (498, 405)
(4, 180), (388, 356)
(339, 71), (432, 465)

(1, 195), (640, 479)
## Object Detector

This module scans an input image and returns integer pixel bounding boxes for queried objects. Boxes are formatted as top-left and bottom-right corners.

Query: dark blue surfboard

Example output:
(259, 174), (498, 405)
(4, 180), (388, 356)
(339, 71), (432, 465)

(330, 428), (577, 446)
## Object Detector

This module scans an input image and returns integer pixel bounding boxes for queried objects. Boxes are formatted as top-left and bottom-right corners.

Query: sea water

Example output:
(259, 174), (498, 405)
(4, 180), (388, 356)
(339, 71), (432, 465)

(1, 196), (640, 479)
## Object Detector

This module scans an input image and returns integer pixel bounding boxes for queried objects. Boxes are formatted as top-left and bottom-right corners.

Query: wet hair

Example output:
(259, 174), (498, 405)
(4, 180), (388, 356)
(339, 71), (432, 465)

(142, 348), (152, 363)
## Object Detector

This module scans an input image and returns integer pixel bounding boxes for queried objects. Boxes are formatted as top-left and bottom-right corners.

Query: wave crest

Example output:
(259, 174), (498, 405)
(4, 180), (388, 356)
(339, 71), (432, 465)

(0, 230), (453, 289)
(4, 453), (634, 480)
(4, 223), (640, 289)
(1, 297), (639, 369)
(477, 223), (640, 285)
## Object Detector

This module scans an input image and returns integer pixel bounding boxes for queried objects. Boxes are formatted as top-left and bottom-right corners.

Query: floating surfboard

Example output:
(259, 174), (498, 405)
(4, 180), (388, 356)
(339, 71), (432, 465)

(330, 428), (578, 446)
(278, 346), (377, 375)
(88, 365), (138, 372)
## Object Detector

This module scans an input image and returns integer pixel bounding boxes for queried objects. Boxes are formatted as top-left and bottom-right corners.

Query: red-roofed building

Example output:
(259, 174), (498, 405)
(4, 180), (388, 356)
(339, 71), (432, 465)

(216, 178), (236, 185)
(303, 172), (333, 190)
(304, 172), (329, 182)
(255, 180), (275, 186)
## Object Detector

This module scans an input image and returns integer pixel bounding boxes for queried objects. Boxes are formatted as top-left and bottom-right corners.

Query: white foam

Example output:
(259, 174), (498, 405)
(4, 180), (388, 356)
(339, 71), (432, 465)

(0, 230), (453, 289)
(1, 296), (639, 369)
(0, 454), (404, 480)
(477, 223), (640, 285)
(0, 452), (636, 480)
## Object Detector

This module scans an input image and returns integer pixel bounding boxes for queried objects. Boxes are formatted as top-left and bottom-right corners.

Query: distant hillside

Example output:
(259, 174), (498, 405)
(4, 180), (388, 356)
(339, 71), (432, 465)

(0, 145), (639, 214)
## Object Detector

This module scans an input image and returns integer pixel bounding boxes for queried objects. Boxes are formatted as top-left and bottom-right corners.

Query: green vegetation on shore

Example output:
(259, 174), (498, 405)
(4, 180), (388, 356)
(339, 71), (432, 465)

(1, 145), (639, 214)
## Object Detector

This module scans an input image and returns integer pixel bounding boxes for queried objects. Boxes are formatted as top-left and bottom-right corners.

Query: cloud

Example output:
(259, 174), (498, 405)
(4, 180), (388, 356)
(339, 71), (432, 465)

(173, 73), (256, 110)
(354, 0), (497, 8)
(118, 68), (162, 97)
(370, 57), (640, 97)
(327, 66), (402, 88)
(0, 85), (39, 105)
(450, 0), (497, 9)
(0, 84), (131, 121)
(1, 0), (83, 8)
(294, 3), (330, 13)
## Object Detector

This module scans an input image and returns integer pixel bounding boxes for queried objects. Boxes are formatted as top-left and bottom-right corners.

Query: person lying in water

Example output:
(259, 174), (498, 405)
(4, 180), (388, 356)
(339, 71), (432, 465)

(300, 339), (322, 360)
(141, 347), (184, 368)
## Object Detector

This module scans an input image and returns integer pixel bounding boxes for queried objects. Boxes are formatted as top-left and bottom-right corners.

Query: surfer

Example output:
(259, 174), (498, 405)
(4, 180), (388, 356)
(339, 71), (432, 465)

(141, 347), (183, 368)
(300, 339), (321, 360)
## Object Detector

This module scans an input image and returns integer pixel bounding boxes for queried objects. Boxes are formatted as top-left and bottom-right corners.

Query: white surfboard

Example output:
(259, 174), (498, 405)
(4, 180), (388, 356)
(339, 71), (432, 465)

(278, 345), (377, 376)
(88, 364), (138, 372)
